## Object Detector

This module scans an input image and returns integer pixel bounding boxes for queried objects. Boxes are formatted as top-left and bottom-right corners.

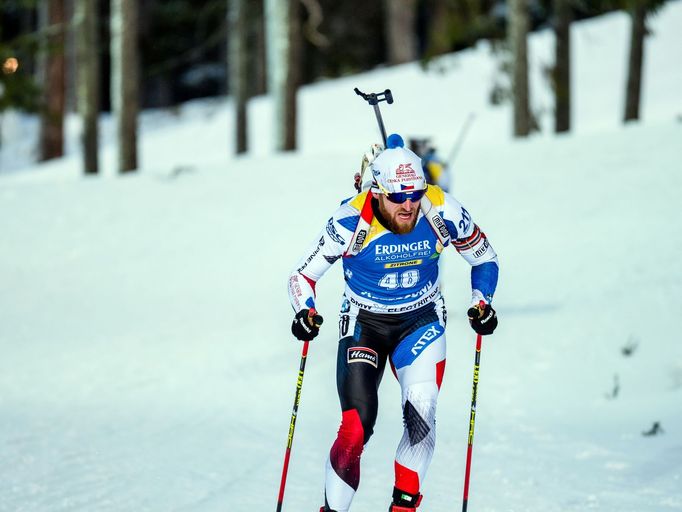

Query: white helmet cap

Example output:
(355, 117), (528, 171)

(371, 134), (426, 195)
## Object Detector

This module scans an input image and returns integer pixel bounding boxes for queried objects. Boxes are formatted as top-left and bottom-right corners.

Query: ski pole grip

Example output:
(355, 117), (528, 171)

(307, 309), (324, 328)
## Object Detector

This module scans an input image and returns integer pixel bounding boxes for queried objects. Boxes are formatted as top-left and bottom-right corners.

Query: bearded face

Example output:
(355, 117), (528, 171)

(376, 193), (421, 234)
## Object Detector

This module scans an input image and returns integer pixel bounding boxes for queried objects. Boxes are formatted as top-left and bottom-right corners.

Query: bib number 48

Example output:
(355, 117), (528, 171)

(378, 269), (420, 289)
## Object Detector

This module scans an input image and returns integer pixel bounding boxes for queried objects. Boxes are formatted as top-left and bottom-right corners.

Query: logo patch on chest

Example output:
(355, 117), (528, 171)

(347, 347), (379, 368)
(384, 259), (423, 268)
(374, 240), (432, 263)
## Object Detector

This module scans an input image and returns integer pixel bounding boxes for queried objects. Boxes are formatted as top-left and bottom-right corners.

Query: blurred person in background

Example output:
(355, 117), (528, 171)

(409, 137), (450, 193)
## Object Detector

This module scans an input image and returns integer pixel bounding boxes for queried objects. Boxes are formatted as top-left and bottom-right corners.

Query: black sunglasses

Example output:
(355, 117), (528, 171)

(385, 188), (426, 204)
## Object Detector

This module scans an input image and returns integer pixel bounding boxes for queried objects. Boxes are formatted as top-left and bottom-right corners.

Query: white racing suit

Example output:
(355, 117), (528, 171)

(288, 185), (499, 512)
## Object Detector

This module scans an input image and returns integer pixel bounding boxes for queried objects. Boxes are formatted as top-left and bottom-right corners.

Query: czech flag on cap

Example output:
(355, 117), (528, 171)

(400, 183), (415, 191)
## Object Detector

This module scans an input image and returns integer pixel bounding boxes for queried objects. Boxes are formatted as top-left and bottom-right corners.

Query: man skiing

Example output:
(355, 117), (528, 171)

(287, 134), (499, 512)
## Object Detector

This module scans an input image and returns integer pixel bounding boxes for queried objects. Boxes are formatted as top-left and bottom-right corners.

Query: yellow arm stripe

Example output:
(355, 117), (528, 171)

(425, 184), (445, 207)
(349, 190), (370, 210)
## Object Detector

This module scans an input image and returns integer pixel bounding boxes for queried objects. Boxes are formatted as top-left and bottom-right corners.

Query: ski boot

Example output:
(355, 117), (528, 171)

(388, 487), (423, 512)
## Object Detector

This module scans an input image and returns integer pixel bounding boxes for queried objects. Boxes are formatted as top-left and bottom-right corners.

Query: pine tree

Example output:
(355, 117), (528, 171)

(553, 0), (571, 132)
(265, 0), (299, 151)
(74, 0), (99, 174)
(623, 0), (664, 122)
(509, 0), (531, 137)
(229, 0), (248, 154)
(38, 0), (66, 161)
(384, 0), (418, 64)
(110, 0), (139, 172)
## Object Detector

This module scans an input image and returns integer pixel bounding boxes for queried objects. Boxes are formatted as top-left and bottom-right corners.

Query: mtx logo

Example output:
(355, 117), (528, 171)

(411, 325), (442, 355)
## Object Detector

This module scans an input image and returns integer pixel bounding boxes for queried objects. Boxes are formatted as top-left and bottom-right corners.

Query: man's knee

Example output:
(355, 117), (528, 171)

(337, 363), (380, 444)
(329, 408), (366, 490)
(402, 385), (438, 446)
(337, 406), (376, 445)
(356, 405), (377, 443)
(337, 408), (364, 447)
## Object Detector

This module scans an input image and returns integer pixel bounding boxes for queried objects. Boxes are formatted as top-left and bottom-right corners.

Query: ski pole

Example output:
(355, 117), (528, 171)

(462, 332), (483, 512)
(354, 87), (394, 145)
(447, 112), (476, 167)
(276, 312), (323, 512)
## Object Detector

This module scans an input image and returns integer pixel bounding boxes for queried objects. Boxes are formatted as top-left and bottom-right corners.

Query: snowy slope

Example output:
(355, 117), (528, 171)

(1, 3), (682, 512)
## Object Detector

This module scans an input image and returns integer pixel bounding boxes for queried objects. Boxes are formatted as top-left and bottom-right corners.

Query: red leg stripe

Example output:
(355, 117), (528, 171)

(330, 409), (365, 490)
(394, 461), (420, 495)
(436, 359), (446, 390)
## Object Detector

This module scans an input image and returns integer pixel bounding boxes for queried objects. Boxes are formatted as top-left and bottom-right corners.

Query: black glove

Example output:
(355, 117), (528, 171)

(291, 309), (324, 341)
(467, 302), (497, 336)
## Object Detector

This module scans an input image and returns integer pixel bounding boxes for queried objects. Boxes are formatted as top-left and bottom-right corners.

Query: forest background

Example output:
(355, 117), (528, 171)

(0, 0), (666, 173)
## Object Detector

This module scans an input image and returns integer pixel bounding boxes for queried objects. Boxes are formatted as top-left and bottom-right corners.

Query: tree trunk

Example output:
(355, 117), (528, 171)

(553, 0), (571, 133)
(248, 0), (267, 97)
(624, 4), (646, 122)
(425, 0), (450, 59)
(74, 0), (99, 174)
(111, 0), (139, 173)
(229, 0), (248, 154)
(265, 0), (299, 151)
(39, 0), (66, 161)
(64, 0), (77, 113)
(509, 0), (530, 137)
(384, 0), (418, 64)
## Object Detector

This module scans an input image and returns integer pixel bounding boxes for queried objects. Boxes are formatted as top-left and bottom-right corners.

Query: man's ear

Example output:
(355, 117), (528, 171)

(371, 191), (380, 200)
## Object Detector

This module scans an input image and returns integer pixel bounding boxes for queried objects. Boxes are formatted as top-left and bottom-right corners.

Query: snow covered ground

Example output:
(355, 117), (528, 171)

(1, 3), (681, 511)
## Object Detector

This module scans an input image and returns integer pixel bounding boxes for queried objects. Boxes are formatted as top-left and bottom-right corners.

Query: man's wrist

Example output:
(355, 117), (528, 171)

(470, 289), (486, 307)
